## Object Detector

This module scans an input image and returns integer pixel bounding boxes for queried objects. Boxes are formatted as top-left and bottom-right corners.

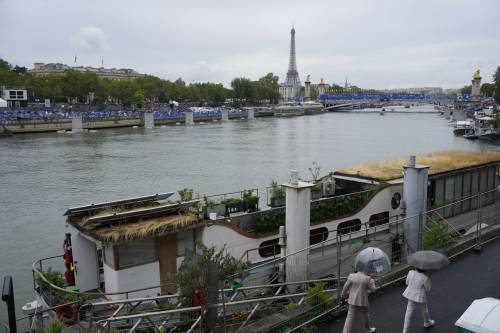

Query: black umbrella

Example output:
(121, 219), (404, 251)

(408, 250), (449, 270)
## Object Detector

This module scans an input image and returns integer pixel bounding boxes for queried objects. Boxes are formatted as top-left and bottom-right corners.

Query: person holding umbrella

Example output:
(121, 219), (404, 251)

(341, 269), (377, 333)
(402, 268), (434, 332)
(341, 247), (391, 333)
(402, 250), (449, 332)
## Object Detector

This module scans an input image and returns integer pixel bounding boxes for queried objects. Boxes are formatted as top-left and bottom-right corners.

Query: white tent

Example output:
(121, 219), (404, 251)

(455, 298), (500, 333)
(0, 98), (7, 108)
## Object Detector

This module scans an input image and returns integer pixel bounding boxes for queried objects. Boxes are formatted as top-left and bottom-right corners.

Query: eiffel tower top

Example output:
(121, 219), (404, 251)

(284, 25), (301, 86)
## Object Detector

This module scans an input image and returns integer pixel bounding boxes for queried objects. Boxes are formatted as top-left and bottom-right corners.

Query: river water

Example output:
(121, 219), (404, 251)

(0, 105), (498, 322)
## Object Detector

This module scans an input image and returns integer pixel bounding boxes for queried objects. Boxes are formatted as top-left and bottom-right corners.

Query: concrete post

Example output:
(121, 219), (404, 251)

(283, 171), (315, 287)
(247, 108), (255, 120)
(184, 110), (194, 125)
(71, 113), (83, 132)
(221, 109), (229, 121)
(403, 156), (429, 254)
(143, 112), (155, 128)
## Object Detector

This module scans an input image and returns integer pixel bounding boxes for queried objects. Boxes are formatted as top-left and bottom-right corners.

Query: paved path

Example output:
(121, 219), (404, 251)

(319, 237), (500, 333)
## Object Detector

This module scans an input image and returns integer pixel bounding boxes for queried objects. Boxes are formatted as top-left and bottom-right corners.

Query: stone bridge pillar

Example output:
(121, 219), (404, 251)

(184, 110), (194, 125)
(71, 113), (83, 132)
(247, 108), (255, 120)
(143, 112), (155, 128)
(221, 109), (229, 121)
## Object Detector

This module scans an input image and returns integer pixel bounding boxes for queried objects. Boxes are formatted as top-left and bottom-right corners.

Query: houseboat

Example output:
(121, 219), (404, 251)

(32, 151), (500, 307)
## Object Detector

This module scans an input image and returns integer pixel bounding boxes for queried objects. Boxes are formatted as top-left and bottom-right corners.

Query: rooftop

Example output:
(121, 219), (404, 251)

(334, 150), (500, 182)
(65, 194), (201, 243)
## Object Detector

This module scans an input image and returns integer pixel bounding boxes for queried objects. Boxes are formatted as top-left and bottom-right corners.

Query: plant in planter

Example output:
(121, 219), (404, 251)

(223, 197), (244, 214)
(178, 188), (194, 202)
(203, 196), (226, 219)
(243, 190), (259, 212)
(270, 180), (285, 207)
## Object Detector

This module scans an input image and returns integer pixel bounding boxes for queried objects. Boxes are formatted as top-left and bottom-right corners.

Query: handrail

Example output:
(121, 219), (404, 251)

(32, 256), (176, 297)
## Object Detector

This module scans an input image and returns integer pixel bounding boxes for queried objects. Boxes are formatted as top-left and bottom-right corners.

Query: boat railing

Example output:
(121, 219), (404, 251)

(32, 255), (180, 304)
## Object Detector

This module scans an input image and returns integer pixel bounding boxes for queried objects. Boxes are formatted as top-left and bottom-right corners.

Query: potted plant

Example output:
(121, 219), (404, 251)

(203, 196), (226, 220)
(242, 190), (259, 212)
(223, 197), (244, 214)
(270, 180), (285, 207)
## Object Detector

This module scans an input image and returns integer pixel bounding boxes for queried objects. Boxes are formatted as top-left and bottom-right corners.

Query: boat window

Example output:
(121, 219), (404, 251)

(369, 212), (389, 227)
(337, 219), (361, 235)
(310, 227), (328, 245)
(258, 239), (280, 258)
(118, 239), (157, 269)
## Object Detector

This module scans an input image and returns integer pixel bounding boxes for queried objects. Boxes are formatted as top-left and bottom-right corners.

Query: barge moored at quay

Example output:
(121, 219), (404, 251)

(22, 150), (500, 331)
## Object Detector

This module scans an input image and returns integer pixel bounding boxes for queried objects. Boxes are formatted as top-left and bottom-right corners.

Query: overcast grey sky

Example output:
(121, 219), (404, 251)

(1, 0), (499, 88)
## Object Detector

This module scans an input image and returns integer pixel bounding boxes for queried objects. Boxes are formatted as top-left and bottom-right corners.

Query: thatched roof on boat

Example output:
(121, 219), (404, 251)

(65, 194), (202, 243)
(334, 151), (500, 182)
(90, 213), (199, 243)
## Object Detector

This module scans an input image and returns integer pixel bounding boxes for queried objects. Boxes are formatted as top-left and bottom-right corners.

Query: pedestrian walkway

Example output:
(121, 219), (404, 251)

(319, 235), (500, 333)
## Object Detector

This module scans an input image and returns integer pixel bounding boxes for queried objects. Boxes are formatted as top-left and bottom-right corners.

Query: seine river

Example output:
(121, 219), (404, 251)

(0, 105), (498, 322)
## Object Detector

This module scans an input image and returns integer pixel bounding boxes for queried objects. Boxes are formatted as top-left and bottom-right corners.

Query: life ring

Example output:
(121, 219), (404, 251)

(55, 302), (78, 325)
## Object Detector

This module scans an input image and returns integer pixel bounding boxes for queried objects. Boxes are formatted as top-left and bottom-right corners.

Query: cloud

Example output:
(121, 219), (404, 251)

(70, 26), (109, 53)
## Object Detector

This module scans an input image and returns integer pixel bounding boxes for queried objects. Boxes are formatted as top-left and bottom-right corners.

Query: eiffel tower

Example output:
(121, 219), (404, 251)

(285, 26), (301, 86)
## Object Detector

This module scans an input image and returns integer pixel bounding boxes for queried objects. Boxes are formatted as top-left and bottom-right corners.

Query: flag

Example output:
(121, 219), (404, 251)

(74, 55), (77, 64)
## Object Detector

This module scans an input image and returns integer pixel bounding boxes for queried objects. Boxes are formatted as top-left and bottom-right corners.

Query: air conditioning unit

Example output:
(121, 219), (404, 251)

(322, 180), (335, 196)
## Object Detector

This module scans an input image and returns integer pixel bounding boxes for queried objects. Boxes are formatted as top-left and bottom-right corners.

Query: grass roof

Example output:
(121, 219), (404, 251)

(335, 150), (500, 181)
(83, 213), (199, 243)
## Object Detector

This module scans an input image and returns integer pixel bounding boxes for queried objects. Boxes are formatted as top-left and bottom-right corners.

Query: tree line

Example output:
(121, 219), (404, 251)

(0, 58), (280, 107)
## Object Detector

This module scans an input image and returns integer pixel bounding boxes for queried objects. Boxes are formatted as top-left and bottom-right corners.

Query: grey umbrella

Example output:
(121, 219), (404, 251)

(407, 250), (450, 270)
(354, 247), (391, 276)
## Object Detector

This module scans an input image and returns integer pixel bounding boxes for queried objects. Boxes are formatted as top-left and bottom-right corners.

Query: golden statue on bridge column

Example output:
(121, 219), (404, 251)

(320, 78), (325, 84)
(473, 69), (481, 79)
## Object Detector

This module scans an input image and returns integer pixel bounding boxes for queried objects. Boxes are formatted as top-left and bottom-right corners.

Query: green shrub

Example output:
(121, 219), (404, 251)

(223, 197), (242, 205)
(423, 219), (454, 250)
(305, 283), (331, 307)
(178, 188), (194, 202)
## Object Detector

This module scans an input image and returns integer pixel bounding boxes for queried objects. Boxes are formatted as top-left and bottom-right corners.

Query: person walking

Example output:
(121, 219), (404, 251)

(402, 269), (435, 333)
(341, 270), (377, 333)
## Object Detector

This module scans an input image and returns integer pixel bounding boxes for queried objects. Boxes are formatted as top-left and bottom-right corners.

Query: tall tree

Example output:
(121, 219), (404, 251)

(494, 66), (500, 104)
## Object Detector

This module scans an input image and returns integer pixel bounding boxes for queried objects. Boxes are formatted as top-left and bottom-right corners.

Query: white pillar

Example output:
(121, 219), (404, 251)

(184, 110), (194, 125)
(304, 81), (311, 100)
(283, 171), (315, 286)
(71, 114), (83, 132)
(221, 109), (229, 121)
(403, 156), (429, 254)
(67, 226), (99, 292)
(248, 108), (255, 120)
(143, 112), (155, 128)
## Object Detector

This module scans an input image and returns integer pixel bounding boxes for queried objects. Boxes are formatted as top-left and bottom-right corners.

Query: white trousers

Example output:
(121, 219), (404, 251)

(402, 300), (431, 332)
(342, 305), (370, 333)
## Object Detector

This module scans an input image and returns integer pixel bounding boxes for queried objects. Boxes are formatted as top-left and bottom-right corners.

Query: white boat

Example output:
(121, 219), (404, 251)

(453, 120), (474, 135)
(27, 151), (500, 333)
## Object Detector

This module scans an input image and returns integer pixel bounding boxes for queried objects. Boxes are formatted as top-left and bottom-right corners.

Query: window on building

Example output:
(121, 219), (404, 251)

(310, 227), (328, 245)
(337, 219), (361, 235)
(258, 239), (280, 258)
(117, 239), (157, 269)
(369, 212), (389, 227)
